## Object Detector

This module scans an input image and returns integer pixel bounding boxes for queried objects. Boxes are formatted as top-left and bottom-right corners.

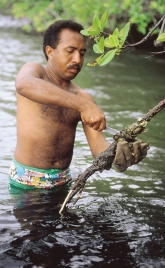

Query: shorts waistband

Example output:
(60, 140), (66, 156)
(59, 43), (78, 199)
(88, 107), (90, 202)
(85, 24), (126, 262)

(12, 158), (67, 175)
(9, 158), (71, 190)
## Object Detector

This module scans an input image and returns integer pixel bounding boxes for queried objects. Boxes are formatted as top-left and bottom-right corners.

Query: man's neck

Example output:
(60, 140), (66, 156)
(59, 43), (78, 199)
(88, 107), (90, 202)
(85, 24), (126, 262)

(45, 66), (71, 89)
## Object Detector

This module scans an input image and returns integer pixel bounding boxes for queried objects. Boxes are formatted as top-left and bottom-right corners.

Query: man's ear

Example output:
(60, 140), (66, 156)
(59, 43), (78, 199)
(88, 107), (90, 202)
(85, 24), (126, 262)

(45, 46), (53, 59)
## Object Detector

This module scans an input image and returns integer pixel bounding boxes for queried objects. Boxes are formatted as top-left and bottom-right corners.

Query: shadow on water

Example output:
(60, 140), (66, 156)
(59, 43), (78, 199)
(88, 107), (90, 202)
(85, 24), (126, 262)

(1, 187), (142, 268)
(2, 186), (165, 268)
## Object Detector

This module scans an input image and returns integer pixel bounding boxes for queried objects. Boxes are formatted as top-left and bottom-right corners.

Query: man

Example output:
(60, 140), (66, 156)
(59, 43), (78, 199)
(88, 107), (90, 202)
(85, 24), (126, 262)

(9, 20), (148, 190)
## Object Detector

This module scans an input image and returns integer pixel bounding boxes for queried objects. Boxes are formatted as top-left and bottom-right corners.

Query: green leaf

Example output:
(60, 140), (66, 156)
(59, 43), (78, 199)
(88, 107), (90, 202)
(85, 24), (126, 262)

(88, 25), (100, 36)
(99, 49), (116, 66)
(157, 32), (165, 42)
(93, 14), (101, 30)
(120, 22), (130, 45)
(87, 55), (104, 67)
(113, 28), (120, 38)
(93, 44), (102, 53)
(98, 36), (104, 53)
(104, 37), (115, 48)
(80, 29), (89, 36)
(115, 48), (121, 55)
(119, 28), (124, 38)
(96, 55), (104, 64)
(87, 61), (98, 66)
(100, 10), (109, 30)
(109, 34), (119, 47)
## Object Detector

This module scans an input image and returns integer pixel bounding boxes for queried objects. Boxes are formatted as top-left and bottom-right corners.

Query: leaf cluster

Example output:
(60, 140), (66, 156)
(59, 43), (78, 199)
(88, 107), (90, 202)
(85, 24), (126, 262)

(1, 0), (165, 35)
(80, 11), (130, 66)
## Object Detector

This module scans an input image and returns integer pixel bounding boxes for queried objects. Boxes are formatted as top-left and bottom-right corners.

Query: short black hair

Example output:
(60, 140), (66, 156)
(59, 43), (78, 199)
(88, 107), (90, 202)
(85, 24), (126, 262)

(43, 20), (84, 60)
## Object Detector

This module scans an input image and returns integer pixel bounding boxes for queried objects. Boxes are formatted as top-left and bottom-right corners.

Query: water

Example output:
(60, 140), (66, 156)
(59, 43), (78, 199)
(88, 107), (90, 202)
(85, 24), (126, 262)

(0, 16), (165, 267)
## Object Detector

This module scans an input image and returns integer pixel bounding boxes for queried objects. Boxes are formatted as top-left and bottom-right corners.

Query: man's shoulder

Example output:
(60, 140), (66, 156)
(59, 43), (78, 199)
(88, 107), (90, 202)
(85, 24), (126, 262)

(21, 61), (44, 69)
(18, 62), (45, 78)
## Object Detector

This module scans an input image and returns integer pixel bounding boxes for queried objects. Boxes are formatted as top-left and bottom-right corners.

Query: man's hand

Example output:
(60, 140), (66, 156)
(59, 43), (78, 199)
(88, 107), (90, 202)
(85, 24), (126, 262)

(113, 140), (149, 172)
(80, 102), (106, 132)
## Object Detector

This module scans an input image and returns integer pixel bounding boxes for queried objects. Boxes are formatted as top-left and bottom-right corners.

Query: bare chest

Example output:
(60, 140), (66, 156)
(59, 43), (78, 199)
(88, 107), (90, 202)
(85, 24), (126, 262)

(39, 104), (80, 127)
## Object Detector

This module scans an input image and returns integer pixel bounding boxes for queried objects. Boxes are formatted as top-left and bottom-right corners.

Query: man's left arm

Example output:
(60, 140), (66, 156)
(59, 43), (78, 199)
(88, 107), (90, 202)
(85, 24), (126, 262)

(83, 123), (148, 171)
(80, 90), (148, 171)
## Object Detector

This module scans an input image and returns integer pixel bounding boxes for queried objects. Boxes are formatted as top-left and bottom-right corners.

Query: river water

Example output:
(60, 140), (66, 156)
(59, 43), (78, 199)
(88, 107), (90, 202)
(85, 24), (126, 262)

(0, 17), (165, 268)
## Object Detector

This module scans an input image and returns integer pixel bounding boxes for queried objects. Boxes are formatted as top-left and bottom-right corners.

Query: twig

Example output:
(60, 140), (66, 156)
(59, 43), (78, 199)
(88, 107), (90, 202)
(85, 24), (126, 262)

(124, 15), (165, 48)
(145, 50), (165, 58)
(154, 18), (165, 47)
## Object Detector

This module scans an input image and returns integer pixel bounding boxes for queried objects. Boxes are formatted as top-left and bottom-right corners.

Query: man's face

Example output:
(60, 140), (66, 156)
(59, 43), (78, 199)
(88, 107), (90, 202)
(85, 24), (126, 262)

(47, 29), (86, 80)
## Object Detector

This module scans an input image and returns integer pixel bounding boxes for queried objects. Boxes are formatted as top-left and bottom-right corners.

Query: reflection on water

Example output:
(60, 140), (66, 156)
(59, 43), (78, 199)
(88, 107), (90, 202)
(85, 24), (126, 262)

(0, 17), (165, 267)
(1, 188), (165, 268)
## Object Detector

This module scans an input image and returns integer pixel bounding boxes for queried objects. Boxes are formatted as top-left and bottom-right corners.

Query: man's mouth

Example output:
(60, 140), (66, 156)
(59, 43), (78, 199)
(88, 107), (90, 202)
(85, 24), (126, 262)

(67, 64), (80, 73)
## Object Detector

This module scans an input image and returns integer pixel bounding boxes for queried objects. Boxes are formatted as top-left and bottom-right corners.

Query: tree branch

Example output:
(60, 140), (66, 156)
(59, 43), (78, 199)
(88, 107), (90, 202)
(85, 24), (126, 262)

(124, 14), (165, 48)
(59, 99), (165, 215)
(145, 50), (165, 58)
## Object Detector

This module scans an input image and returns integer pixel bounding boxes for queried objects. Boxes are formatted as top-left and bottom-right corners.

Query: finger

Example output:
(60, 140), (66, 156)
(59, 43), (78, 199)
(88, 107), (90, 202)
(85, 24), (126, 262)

(132, 141), (142, 163)
(114, 142), (127, 167)
(132, 141), (149, 163)
(81, 116), (106, 131)
(83, 120), (95, 128)
(92, 121), (101, 130)
(114, 147), (125, 165)
(114, 147), (127, 172)
(97, 117), (106, 132)
(114, 163), (127, 172)
(140, 143), (149, 158)
(119, 141), (135, 166)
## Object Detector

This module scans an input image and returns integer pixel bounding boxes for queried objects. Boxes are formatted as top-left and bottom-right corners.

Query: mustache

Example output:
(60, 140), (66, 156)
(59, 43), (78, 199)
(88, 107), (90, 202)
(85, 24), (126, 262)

(67, 64), (81, 71)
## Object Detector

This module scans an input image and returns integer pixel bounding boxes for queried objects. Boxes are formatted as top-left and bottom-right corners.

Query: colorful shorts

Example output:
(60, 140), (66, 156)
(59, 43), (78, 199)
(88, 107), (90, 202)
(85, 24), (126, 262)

(9, 158), (71, 190)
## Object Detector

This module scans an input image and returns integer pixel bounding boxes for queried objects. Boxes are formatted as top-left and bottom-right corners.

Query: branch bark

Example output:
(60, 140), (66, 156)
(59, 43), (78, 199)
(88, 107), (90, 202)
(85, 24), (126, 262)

(59, 99), (165, 215)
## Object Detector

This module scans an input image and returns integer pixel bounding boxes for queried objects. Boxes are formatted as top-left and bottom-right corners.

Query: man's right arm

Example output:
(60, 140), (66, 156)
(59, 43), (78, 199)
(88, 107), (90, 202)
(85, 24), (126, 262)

(15, 62), (106, 131)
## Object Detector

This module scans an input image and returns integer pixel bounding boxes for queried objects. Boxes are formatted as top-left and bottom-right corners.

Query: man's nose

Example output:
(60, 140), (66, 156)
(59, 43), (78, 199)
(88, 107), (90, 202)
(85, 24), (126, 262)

(72, 51), (81, 63)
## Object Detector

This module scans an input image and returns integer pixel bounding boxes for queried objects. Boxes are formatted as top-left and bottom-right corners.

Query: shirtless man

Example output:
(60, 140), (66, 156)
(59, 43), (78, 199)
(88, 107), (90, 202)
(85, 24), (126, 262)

(9, 20), (148, 190)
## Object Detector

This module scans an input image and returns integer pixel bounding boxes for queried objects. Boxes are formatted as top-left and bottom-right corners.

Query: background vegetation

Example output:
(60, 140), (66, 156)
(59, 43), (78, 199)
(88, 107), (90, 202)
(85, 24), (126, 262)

(0, 0), (165, 35)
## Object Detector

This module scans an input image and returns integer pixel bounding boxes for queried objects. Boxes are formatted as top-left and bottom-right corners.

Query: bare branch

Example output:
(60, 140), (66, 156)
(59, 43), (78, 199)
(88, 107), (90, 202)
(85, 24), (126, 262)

(124, 15), (165, 48)
(59, 100), (165, 214)
(154, 18), (165, 47)
(145, 50), (165, 58)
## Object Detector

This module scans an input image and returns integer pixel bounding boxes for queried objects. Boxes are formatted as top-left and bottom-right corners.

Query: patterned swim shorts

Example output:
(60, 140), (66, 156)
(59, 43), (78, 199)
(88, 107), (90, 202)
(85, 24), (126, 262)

(9, 158), (71, 190)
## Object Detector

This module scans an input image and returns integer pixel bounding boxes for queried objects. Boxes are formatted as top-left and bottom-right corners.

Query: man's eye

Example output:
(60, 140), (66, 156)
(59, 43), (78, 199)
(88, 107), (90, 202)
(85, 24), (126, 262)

(67, 50), (73, 53)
